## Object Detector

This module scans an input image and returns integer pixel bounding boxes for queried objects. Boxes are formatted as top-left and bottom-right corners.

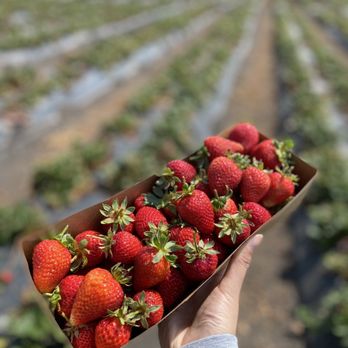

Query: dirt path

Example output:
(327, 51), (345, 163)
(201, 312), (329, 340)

(219, 5), (304, 348)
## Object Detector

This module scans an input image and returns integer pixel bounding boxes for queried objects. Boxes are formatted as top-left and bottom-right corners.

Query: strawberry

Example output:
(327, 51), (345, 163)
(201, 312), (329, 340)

(176, 186), (215, 235)
(133, 290), (164, 328)
(180, 239), (219, 282)
(243, 202), (272, 232)
(134, 206), (167, 240)
(211, 193), (238, 221)
(204, 237), (229, 264)
(169, 226), (200, 256)
(46, 274), (84, 318)
(166, 159), (197, 189)
(70, 323), (96, 348)
(32, 226), (72, 293)
(156, 268), (188, 309)
(134, 194), (146, 211)
(228, 122), (259, 153)
(240, 165), (271, 202)
(215, 213), (251, 247)
(74, 230), (105, 269)
(70, 268), (124, 326)
(251, 139), (294, 170)
(204, 135), (244, 160)
(100, 198), (135, 233)
(133, 229), (178, 291)
(208, 156), (242, 195)
(261, 171), (296, 207)
(102, 231), (142, 265)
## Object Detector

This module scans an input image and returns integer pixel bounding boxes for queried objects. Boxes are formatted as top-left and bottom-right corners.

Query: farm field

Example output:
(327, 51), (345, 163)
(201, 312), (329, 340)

(0, 0), (347, 347)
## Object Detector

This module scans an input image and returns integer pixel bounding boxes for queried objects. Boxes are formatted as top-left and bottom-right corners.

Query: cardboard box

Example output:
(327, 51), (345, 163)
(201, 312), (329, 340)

(20, 129), (317, 347)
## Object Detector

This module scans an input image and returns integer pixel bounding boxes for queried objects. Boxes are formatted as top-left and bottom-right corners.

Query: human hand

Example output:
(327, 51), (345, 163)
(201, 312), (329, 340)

(160, 234), (263, 348)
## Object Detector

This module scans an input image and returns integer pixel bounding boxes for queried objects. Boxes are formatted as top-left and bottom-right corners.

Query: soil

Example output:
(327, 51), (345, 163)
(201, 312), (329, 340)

(219, 5), (305, 348)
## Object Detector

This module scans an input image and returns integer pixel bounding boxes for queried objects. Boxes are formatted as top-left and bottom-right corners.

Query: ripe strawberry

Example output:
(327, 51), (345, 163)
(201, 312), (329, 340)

(169, 226), (200, 256)
(261, 171), (296, 207)
(251, 139), (294, 170)
(228, 122), (259, 153)
(71, 323), (96, 348)
(215, 213), (251, 247)
(103, 231), (143, 265)
(180, 239), (219, 282)
(46, 275), (84, 318)
(95, 316), (132, 348)
(176, 187), (215, 235)
(204, 136), (244, 160)
(211, 194), (238, 221)
(166, 160), (197, 189)
(156, 268), (188, 309)
(243, 202), (272, 232)
(134, 194), (146, 211)
(32, 227), (72, 293)
(133, 290), (164, 328)
(70, 268), (124, 326)
(208, 156), (242, 195)
(134, 206), (167, 240)
(100, 198), (135, 233)
(74, 230), (105, 269)
(203, 237), (229, 264)
(240, 166), (271, 202)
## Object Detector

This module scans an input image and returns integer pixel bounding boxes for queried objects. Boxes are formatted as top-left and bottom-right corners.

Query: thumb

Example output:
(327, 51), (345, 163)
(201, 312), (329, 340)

(219, 234), (263, 298)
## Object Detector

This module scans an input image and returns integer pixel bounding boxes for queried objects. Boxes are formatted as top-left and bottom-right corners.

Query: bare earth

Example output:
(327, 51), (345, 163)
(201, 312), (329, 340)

(220, 5), (304, 348)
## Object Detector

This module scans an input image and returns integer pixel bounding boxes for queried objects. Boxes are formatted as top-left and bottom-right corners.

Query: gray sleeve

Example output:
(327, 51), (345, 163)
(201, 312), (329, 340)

(182, 334), (238, 348)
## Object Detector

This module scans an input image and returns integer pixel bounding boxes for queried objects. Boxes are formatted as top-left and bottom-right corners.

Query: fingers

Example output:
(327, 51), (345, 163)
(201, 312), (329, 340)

(219, 234), (263, 297)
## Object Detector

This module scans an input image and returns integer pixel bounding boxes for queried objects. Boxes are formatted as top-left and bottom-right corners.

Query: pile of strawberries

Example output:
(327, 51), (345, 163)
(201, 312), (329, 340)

(31, 123), (298, 348)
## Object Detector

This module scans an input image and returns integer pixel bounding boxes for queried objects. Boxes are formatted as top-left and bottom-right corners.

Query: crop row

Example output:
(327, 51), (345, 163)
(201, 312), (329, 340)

(276, 8), (348, 347)
(0, 4), (213, 113)
(0, 0), (170, 50)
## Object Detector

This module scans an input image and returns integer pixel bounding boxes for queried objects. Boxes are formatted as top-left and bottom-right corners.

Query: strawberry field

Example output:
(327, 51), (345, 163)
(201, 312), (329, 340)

(0, 0), (348, 347)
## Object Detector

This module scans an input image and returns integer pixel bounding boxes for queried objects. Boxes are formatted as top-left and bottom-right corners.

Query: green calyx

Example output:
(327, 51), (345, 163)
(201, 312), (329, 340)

(64, 324), (88, 342)
(189, 146), (210, 170)
(145, 223), (180, 266)
(108, 297), (141, 327)
(44, 286), (61, 313)
(211, 190), (233, 211)
(173, 182), (196, 201)
(110, 263), (133, 287)
(275, 166), (299, 185)
(274, 139), (294, 167)
(53, 225), (75, 250)
(100, 198), (135, 232)
(184, 238), (219, 263)
(128, 291), (161, 329)
(226, 152), (251, 169)
(215, 212), (249, 244)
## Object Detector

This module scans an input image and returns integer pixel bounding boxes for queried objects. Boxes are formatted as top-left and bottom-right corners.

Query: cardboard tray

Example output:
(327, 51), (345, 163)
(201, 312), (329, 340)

(20, 129), (317, 347)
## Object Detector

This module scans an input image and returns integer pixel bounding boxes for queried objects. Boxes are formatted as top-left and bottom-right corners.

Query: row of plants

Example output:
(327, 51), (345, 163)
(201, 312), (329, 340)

(0, 0), (169, 50)
(30, 3), (249, 210)
(276, 9), (348, 347)
(0, 3), (213, 112)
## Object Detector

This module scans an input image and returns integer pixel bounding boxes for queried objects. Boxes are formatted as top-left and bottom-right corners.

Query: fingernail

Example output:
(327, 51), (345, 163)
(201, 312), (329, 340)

(249, 234), (263, 252)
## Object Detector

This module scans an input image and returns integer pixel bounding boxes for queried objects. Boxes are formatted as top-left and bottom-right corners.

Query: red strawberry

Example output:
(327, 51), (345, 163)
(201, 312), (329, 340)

(228, 123), (259, 153)
(169, 226), (200, 255)
(95, 316), (132, 348)
(180, 239), (219, 282)
(70, 268), (124, 326)
(71, 323), (96, 348)
(211, 194), (238, 221)
(204, 136), (244, 160)
(176, 188), (215, 235)
(133, 290), (164, 328)
(134, 194), (146, 211)
(243, 202), (272, 232)
(251, 139), (294, 170)
(100, 198), (135, 233)
(75, 230), (105, 269)
(134, 206), (167, 239)
(240, 166), (271, 202)
(204, 237), (229, 264)
(46, 275), (84, 318)
(208, 156), (242, 195)
(157, 268), (188, 309)
(167, 160), (197, 189)
(261, 172), (296, 207)
(32, 227), (72, 293)
(215, 213), (251, 247)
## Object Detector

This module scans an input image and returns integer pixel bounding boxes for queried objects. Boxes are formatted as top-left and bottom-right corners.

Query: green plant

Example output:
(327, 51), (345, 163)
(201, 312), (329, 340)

(73, 141), (108, 169)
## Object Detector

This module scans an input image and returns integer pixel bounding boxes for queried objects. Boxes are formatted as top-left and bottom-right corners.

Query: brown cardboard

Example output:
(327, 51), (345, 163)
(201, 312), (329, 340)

(20, 128), (317, 348)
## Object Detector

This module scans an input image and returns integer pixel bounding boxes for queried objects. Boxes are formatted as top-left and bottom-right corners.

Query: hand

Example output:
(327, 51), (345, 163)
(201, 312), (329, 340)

(160, 234), (263, 348)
